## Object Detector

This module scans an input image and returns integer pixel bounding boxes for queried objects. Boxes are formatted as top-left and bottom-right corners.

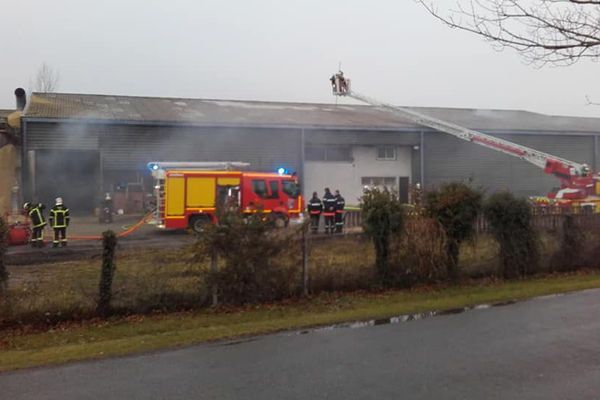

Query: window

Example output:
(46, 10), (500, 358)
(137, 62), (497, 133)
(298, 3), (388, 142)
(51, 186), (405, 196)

(268, 180), (279, 199)
(305, 145), (352, 162)
(326, 146), (352, 161)
(377, 146), (396, 160)
(306, 146), (326, 161)
(252, 180), (268, 198)
(361, 177), (397, 191)
(282, 180), (300, 198)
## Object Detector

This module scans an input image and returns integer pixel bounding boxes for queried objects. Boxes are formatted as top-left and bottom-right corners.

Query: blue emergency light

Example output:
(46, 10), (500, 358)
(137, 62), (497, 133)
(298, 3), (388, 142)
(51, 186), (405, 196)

(277, 167), (287, 175)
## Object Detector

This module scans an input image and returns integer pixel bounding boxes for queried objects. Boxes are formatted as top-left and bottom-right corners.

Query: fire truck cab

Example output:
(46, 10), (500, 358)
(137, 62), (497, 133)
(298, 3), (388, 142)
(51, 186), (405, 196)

(149, 162), (303, 232)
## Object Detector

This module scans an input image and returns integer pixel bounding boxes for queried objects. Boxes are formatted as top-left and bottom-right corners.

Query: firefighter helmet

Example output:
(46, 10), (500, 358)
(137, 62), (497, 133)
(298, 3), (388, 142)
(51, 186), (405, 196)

(22, 202), (30, 210)
(55, 197), (63, 205)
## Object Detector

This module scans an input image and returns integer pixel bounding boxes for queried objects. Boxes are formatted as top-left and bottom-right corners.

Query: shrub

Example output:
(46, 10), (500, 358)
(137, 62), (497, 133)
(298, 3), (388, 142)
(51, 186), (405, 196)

(425, 182), (482, 279)
(0, 216), (8, 315)
(191, 211), (301, 305)
(0, 216), (8, 292)
(97, 230), (117, 316)
(391, 216), (448, 285)
(360, 188), (404, 285)
(552, 215), (585, 272)
(484, 192), (540, 278)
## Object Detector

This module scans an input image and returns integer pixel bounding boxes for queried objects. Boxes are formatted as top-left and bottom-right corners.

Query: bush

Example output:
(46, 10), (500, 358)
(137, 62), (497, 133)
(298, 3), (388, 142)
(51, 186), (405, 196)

(360, 188), (404, 285)
(0, 216), (8, 292)
(552, 215), (585, 272)
(484, 192), (540, 278)
(425, 182), (482, 279)
(0, 216), (9, 315)
(97, 230), (117, 316)
(391, 216), (448, 285)
(191, 211), (301, 305)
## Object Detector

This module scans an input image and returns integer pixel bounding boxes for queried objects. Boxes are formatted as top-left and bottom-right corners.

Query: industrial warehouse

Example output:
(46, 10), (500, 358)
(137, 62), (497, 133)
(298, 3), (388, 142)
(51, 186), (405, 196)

(2, 89), (600, 214)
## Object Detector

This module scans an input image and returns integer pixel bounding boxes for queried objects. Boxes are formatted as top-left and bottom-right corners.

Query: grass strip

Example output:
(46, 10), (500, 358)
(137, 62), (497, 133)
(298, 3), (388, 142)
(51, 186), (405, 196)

(1, 271), (600, 372)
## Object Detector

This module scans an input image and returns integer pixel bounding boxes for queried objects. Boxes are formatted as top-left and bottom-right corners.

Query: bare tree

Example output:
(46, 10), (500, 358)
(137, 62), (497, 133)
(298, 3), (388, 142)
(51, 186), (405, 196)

(35, 63), (60, 92)
(417, 0), (600, 65)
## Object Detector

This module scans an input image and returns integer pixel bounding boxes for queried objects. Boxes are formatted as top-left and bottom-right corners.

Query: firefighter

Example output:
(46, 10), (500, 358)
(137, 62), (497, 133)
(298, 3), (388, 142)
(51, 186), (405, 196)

(100, 193), (113, 223)
(334, 189), (345, 233)
(23, 202), (47, 248)
(330, 75), (336, 93)
(50, 197), (70, 248)
(322, 187), (336, 234)
(307, 191), (323, 234)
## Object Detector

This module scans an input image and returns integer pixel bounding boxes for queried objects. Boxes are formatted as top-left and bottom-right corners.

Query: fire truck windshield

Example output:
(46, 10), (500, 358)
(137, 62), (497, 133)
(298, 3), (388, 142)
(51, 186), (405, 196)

(282, 180), (300, 198)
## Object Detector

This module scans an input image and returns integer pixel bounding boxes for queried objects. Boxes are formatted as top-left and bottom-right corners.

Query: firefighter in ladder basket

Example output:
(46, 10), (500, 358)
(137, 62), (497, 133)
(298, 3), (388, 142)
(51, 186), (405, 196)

(322, 187), (337, 234)
(331, 71), (349, 94)
(334, 189), (345, 233)
(50, 197), (70, 247)
(307, 191), (323, 234)
(23, 202), (47, 248)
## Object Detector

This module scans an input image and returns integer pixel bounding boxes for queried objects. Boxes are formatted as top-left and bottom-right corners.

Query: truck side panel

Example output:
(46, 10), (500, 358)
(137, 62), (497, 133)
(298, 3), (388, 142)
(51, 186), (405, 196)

(187, 177), (216, 207)
(166, 176), (185, 216)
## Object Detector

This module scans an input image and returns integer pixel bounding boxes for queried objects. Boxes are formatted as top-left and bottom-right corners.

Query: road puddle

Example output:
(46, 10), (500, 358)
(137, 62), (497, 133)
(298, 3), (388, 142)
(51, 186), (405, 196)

(291, 292), (575, 337)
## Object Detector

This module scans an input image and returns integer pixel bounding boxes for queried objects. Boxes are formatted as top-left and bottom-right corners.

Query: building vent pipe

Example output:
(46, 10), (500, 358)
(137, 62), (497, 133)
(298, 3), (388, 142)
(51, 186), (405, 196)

(15, 88), (26, 111)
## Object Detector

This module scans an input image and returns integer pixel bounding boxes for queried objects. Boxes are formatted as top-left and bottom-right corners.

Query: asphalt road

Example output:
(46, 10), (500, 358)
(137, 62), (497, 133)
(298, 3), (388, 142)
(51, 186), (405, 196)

(2, 289), (600, 399)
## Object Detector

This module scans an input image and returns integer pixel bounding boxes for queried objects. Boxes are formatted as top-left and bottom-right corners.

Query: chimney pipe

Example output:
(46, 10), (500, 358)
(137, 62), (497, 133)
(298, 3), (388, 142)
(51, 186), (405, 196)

(15, 88), (26, 111)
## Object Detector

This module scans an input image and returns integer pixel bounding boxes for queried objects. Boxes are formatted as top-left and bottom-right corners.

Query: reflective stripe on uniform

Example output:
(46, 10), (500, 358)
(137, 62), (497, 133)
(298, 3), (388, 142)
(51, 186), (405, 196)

(50, 208), (69, 228)
(29, 208), (46, 228)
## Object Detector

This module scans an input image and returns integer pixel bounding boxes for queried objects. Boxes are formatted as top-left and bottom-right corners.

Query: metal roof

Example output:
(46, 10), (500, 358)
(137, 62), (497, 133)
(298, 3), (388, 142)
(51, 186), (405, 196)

(22, 92), (600, 133)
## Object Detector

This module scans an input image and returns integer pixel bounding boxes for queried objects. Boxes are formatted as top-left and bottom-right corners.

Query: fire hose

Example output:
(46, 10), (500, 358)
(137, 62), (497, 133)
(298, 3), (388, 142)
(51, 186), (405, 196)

(68, 211), (155, 241)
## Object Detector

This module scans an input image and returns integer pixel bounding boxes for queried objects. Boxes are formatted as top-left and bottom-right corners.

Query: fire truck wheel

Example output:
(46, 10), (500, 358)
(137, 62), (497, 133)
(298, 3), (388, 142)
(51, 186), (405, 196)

(189, 215), (211, 234)
(271, 213), (289, 228)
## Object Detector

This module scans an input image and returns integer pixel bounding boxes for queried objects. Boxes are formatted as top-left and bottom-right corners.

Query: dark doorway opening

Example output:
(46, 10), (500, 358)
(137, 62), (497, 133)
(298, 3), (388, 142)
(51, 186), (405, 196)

(399, 176), (410, 204)
(35, 150), (100, 214)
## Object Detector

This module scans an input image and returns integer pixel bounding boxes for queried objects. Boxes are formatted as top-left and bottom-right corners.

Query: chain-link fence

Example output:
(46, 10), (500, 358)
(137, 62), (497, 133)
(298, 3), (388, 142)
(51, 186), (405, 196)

(2, 210), (600, 328)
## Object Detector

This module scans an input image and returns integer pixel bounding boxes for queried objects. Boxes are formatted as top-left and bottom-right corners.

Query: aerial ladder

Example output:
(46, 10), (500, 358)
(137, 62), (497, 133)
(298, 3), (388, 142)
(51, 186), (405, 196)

(330, 71), (600, 203)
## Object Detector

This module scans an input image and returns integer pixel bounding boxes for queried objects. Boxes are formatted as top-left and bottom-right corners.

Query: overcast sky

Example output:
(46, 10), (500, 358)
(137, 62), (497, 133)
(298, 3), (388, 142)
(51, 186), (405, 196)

(1, 0), (598, 117)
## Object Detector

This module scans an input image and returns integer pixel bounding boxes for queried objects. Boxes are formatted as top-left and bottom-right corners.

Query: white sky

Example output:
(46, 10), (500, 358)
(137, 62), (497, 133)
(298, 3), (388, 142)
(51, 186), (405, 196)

(1, 0), (598, 117)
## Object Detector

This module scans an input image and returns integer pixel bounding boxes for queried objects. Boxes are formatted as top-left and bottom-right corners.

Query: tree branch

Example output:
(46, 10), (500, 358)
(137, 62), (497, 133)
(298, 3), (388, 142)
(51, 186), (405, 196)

(416, 0), (600, 65)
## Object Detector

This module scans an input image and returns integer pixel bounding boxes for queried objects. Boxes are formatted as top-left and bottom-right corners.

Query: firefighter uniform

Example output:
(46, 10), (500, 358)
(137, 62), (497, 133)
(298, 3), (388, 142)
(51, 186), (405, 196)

(24, 202), (47, 248)
(307, 192), (323, 234)
(334, 190), (345, 233)
(50, 198), (70, 247)
(322, 188), (337, 234)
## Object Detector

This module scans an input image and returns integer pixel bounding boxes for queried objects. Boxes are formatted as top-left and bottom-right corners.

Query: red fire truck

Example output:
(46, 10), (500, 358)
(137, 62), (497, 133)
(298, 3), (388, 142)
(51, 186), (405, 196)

(148, 162), (303, 232)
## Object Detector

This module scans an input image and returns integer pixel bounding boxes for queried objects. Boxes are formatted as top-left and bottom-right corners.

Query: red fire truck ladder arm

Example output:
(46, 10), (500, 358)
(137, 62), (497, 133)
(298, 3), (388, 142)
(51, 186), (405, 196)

(330, 72), (588, 179)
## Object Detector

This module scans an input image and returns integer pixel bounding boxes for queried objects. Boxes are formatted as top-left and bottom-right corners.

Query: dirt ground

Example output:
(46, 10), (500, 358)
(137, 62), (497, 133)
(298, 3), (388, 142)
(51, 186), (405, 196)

(6, 214), (194, 265)
(5, 214), (361, 266)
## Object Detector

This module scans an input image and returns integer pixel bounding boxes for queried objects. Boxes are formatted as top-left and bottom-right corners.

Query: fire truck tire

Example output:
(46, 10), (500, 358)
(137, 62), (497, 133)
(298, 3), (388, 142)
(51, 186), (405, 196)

(271, 213), (289, 228)
(189, 215), (211, 234)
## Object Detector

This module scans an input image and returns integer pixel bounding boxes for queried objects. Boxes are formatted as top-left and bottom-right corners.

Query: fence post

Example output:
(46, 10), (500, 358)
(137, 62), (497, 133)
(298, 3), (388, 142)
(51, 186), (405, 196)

(211, 247), (218, 306)
(97, 230), (117, 317)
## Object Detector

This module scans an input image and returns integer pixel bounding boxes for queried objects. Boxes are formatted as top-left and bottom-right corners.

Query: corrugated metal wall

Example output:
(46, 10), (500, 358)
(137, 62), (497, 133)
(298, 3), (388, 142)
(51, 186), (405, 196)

(24, 121), (599, 200)
(25, 122), (302, 172)
(424, 131), (596, 196)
